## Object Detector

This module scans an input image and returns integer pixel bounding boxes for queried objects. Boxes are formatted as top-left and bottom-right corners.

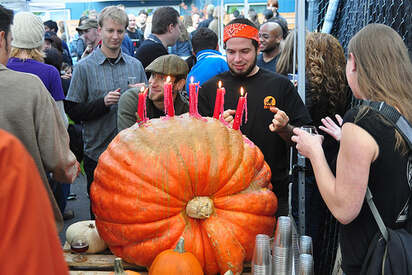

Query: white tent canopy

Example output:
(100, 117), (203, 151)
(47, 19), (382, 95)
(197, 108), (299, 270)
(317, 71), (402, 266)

(2, 0), (118, 12)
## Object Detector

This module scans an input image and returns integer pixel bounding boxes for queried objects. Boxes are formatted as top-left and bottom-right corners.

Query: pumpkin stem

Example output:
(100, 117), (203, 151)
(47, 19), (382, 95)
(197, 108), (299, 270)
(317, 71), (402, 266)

(174, 237), (185, 253)
(186, 196), (214, 219)
(114, 257), (126, 274)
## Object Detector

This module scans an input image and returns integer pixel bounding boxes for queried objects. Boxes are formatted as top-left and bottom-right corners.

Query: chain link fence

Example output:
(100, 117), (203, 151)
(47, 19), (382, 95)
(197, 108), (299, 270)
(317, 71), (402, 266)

(310, 0), (411, 56)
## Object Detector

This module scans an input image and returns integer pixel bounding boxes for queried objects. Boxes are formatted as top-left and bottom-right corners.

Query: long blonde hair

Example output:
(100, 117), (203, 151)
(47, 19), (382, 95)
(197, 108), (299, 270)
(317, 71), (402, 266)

(276, 30), (309, 75)
(349, 23), (412, 151)
(177, 20), (190, 42)
(276, 30), (296, 75)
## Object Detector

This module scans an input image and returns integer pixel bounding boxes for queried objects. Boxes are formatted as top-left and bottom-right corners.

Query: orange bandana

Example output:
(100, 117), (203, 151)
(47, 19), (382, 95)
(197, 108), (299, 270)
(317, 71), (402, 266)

(223, 23), (259, 43)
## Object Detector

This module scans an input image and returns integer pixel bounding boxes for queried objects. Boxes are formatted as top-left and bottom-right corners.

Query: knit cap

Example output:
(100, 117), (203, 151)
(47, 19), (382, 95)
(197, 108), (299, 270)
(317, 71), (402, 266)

(11, 12), (45, 49)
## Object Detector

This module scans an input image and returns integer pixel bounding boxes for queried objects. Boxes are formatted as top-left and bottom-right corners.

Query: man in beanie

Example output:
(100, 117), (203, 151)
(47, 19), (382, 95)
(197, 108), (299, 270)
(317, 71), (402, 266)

(0, 6), (80, 233)
(66, 6), (146, 218)
(198, 18), (311, 216)
(118, 54), (189, 131)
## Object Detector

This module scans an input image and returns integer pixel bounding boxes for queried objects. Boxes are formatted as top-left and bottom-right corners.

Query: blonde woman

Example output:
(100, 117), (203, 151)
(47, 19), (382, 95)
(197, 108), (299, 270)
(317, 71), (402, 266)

(291, 24), (412, 274)
(7, 12), (68, 128)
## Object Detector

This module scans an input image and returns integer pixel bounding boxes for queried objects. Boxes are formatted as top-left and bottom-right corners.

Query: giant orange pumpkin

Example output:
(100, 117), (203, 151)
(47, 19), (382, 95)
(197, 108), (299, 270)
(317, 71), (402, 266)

(91, 114), (278, 275)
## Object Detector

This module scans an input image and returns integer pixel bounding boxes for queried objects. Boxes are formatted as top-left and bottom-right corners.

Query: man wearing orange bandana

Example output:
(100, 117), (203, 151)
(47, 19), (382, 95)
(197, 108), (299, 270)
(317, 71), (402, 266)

(198, 18), (311, 217)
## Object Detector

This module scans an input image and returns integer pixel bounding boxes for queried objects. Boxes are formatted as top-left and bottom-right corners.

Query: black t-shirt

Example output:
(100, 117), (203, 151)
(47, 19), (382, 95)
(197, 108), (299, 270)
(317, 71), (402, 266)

(340, 107), (410, 274)
(256, 53), (280, 73)
(198, 68), (311, 197)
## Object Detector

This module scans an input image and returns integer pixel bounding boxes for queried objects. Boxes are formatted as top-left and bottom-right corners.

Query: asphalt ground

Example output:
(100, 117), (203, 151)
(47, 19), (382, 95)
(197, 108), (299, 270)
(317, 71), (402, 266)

(59, 172), (91, 244)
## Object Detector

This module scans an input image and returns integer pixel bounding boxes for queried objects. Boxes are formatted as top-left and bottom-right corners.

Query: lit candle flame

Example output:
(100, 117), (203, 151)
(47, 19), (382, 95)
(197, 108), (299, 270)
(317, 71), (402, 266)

(240, 87), (245, 97)
(166, 76), (171, 83)
(190, 76), (194, 83)
(218, 81), (222, 88)
(140, 86), (145, 93)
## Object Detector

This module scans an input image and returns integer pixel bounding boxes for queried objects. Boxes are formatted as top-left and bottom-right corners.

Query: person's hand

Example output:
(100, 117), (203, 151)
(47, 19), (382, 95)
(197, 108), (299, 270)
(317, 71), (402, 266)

(81, 44), (93, 59)
(222, 109), (235, 127)
(104, 88), (121, 106)
(319, 114), (343, 141)
(67, 160), (81, 183)
(291, 127), (324, 159)
(61, 72), (71, 80)
(268, 107), (289, 132)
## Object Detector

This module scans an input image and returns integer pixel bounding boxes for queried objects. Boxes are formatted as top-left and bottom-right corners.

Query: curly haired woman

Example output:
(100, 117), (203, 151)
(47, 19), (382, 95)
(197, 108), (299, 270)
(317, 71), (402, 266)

(276, 31), (352, 274)
(304, 32), (352, 274)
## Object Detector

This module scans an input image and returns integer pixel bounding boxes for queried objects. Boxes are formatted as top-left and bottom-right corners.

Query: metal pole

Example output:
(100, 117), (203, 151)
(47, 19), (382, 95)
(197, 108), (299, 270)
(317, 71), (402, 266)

(297, 0), (306, 236)
(243, 0), (249, 19)
(307, 0), (319, 32)
(297, 0), (306, 105)
(219, 0), (224, 53)
(321, 0), (340, 34)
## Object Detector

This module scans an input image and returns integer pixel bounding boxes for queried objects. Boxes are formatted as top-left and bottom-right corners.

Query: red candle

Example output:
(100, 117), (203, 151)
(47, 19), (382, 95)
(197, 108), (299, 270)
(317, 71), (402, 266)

(233, 87), (247, 130)
(213, 81), (225, 119)
(163, 76), (175, 117)
(137, 86), (148, 123)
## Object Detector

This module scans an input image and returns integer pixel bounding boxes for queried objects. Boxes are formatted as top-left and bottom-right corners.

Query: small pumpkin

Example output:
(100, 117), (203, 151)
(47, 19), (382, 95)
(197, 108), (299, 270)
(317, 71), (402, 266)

(149, 237), (203, 275)
(91, 114), (278, 275)
(66, 220), (107, 253)
(111, 258), (142, 275)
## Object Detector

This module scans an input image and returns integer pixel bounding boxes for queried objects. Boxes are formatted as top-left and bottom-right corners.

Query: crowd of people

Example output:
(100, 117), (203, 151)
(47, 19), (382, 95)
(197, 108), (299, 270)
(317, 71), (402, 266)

(0, 1), (411, 274)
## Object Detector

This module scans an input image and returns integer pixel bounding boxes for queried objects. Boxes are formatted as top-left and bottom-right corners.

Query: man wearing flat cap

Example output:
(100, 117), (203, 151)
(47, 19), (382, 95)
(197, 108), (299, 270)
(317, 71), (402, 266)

(198, 18), (311, 216)
(118, 54), (189, 131)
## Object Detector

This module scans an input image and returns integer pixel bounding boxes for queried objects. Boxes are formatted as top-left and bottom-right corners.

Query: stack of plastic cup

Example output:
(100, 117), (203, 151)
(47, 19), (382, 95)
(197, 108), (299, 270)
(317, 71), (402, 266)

(252, 234), (272, 275)
(272, 216), (292, 275)
(298, 254), (314, 275)
(290, 217), (300, 274)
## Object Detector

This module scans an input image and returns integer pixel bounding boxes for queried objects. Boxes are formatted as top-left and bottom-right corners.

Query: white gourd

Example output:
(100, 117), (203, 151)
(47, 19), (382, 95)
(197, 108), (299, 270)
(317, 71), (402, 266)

(66, 220), (107, 253)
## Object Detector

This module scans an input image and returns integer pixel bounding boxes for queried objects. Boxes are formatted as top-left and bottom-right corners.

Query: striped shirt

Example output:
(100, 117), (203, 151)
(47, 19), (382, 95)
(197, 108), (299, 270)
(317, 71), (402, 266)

(66, 47), (147, 161)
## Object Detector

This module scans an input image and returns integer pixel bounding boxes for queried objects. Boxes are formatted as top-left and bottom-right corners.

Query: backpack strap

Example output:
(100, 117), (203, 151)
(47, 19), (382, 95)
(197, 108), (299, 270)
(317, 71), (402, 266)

(363, 101), (412, 151)
(362, 101), (412, 227)
(366, 187), (389, 241)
